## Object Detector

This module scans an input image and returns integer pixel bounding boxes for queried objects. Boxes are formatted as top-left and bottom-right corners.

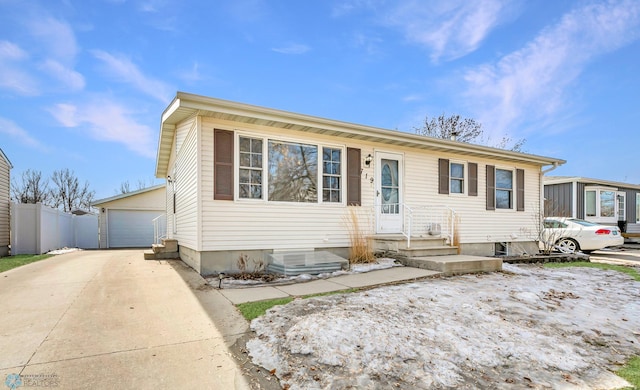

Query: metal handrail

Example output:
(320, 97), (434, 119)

(373, 203), (456, 249)
(152, 214), (167, 245)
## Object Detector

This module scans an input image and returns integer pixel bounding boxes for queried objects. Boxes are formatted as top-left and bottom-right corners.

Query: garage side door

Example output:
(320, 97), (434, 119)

(108, 210), (164, 248)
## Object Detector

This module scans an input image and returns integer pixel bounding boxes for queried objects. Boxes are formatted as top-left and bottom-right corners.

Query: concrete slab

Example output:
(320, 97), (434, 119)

(219, 286), (290, 305)
(329, 267), (441, 288)
(0, 250), (250, 389)
(17, 339), (246, 390)
(275, 279), (349, 296)
(405, 255), (502, 275)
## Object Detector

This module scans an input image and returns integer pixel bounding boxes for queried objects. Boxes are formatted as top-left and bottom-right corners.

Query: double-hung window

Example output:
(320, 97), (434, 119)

(239, 137), (263, 199)
(495, 169), (513, 209)
(450, 162), (464, 194)
(237, 135), (343, 204)
(322, 148), (341, 202)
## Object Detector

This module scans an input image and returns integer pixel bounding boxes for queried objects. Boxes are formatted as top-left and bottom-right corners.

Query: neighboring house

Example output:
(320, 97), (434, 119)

(544, 176), (640, 233)
(155, 92), (565, 275)
(0, 148), (12, 257)
(92, 185), (165, 248)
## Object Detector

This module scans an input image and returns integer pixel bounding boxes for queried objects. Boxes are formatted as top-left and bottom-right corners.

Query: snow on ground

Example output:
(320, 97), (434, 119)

(247, 263), (640, 389)
(47, 247), (82, 255)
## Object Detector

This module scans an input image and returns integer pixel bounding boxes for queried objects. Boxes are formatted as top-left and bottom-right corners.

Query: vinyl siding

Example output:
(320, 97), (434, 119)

(197, 117), (543, 251)
(576, 183), (586, 219)
(172, 117), (199, 249)
(543, 182), (573, 217)
(0, 156), (10, 252)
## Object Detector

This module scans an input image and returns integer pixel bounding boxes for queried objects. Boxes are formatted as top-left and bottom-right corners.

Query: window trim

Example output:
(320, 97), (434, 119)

(234, 131), (346, 205)
(494, 167), (515, 211)
(449, 160), (466, 195)
(584, 186), (619, 223)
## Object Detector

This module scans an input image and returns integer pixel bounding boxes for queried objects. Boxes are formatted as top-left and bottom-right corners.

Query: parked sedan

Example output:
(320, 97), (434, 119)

(543, 217), (624, 253)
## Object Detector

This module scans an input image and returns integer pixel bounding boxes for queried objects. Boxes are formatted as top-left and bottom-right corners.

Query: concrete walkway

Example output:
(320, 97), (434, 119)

(0, 250), (250, 390)
(219, 266), (441, 304)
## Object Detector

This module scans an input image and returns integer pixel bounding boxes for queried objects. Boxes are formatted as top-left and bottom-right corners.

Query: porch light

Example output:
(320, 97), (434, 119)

(364, 154), (373, 167)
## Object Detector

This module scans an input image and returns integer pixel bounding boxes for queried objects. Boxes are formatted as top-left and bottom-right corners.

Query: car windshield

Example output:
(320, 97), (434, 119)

(568, 219), (600, 227)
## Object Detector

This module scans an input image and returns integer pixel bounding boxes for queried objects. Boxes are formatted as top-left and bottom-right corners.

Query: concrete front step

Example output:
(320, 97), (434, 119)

(144, 250), (180, 260)
(397, 246), (459, 257)
(400, 255), (502, 276)
(371, 235), (448, 251)
(152, 239), (178, 253)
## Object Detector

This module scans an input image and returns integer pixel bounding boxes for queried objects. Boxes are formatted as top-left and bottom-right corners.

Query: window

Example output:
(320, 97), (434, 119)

(584, 187), (619, 221)
(322, 147), (341, 202)
(236, 136), (346, 204)
(600, 191), (615, 218)
(585, 190), (596, 217)
(637, 193), (640, 223)
(495, 169), (513, 209)
(239, 137), (263, 199)
(268, 140), (318, 202)
(439, 159), (477, 196)
(450, 163), (464, 194)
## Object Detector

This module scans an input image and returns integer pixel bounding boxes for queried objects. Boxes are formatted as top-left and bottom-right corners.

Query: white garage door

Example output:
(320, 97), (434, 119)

(107, 210), (164, 248)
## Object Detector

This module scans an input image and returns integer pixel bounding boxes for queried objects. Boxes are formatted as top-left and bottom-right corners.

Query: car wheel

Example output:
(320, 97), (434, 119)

(555, 238), (580, 253)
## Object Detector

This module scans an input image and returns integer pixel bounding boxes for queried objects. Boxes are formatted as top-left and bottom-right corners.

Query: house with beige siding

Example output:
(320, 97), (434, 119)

(155, 92), (565, 275)
(0, 148), (12, 257)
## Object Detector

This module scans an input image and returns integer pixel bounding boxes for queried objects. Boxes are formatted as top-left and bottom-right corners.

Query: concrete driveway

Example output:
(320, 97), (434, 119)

(0, 250), (250, 389)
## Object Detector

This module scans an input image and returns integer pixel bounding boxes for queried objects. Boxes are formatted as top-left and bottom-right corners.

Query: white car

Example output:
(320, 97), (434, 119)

(542, 217), (624, 254)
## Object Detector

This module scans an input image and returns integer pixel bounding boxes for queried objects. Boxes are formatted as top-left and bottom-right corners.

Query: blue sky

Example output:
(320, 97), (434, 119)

(1, 0), (639, 200)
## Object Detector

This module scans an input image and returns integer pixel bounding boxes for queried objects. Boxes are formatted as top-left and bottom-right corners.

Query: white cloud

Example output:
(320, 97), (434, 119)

(0, 40), (28, 61)
(339, 0), (515, 62)
(26, 16), (78, 63)
(49, 99), (157, 158)
(92, 50), (172, 103)
(462, 0), (640, 139)
(271, 43), (311, 55)
(0, 40), (39, 95)
(0, 117), (49, 151)
(41, 59), (86, 91)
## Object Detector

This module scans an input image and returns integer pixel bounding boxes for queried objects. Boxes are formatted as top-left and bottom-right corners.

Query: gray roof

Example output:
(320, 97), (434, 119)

(544, 176), (640, 190)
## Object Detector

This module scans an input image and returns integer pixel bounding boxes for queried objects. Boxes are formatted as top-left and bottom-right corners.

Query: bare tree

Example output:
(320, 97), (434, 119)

(11, 169), (51, 204)
(118, 181), (132, 194)
(415, 114), (525, 152)
(50, 169), (95, 212)
(117, 178), (159, 194)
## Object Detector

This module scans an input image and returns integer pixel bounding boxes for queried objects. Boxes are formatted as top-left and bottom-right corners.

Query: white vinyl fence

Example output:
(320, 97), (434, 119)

(10, 203), (99, 255)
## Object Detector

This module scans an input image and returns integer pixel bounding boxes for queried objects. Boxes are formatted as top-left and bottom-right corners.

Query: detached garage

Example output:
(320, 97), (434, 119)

(92, 185), (165, 248)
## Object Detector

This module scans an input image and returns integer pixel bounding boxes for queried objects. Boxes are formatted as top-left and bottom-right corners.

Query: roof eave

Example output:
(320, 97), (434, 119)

(91, 184), (165, 207)
(155, 92), (566, 173)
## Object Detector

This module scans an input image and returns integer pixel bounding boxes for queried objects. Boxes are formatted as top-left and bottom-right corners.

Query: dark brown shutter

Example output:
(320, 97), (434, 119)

(347, 148), (361, 206)
(486, 165), (495, 210)
(214, 129), (234, 200)
(516, 168), (525, 211)
(468, 162), (478, 196)
(438, 158), (449, 194)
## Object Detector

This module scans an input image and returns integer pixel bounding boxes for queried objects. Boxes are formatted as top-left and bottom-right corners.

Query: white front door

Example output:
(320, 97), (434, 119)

(376, 152), (403, 233)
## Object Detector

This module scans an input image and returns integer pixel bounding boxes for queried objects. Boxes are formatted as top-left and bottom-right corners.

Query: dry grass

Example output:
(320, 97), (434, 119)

(344, 207), (375, 264)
